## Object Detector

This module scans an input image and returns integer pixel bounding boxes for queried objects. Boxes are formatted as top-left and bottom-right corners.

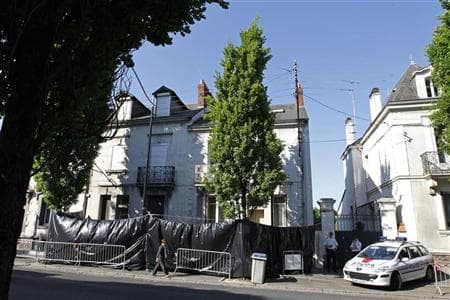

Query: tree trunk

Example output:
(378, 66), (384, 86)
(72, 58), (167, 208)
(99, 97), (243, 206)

(0, 7), (52, 296)
(0, 107), (40, 299)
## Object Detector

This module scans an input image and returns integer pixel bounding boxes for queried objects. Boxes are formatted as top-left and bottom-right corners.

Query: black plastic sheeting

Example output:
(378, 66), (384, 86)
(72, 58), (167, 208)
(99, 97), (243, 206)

(48, 212), (314, 277)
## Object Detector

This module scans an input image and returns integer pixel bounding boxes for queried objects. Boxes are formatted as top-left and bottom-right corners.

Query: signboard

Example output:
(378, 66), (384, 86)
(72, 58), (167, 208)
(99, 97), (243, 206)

(284, 251), (303, 272)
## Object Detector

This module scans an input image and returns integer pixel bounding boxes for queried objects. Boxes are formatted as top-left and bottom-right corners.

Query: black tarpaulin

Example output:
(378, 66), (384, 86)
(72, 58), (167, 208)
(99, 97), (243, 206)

(48, 212), (314, 277)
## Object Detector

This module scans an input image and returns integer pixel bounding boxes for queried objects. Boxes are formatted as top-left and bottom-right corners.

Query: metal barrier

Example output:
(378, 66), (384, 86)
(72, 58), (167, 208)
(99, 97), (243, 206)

(433, 252), (450, 296)
(434, 263), (450, 296)
(174, 248), (232, 279)
(17, 239), (126, 269)
(283, 250), (303, 275)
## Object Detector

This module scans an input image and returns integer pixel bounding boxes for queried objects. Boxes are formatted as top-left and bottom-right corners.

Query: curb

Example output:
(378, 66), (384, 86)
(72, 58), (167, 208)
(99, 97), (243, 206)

(14, 260), (446, 299)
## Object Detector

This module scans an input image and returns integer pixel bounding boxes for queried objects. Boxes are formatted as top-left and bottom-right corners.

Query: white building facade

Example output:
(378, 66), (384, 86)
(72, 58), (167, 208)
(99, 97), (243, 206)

(341, 64), (450, 251)
(22, 81), (313, 237)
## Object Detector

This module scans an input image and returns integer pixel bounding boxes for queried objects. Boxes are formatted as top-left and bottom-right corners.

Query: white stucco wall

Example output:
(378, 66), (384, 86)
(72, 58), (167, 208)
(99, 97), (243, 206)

(342, 67), (450, 250)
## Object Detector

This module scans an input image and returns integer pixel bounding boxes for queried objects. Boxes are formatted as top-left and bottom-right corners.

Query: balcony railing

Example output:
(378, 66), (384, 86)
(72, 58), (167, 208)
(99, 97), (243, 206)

(421, 151), (450, 176)
(137, 166), (175, 187)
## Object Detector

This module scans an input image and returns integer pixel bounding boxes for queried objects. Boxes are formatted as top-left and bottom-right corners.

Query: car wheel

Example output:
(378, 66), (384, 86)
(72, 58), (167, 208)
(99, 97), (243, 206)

(389, 272), (402, 290)
(425, 265), (434, 282)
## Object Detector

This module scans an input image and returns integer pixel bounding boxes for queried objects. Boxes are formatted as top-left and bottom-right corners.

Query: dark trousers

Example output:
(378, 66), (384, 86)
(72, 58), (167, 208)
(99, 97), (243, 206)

(326, 249), (337, 272)
(152, 259), (168, 275)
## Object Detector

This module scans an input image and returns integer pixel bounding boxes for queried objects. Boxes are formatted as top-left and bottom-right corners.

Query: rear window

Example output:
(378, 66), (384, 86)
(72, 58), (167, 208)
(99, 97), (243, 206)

(358, 245), (398, 260)
(418, 245), (430, 256)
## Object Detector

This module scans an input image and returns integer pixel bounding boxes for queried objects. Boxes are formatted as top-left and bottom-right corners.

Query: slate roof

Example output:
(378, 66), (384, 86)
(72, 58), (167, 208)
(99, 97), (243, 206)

(189, 103), (308, 129)
(386, 64), (423, 103)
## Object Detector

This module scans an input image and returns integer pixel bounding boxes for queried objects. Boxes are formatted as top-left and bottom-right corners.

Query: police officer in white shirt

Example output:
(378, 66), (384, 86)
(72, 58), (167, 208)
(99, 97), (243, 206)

(350, 237), (362, 257)
(324, 232), (338, 273)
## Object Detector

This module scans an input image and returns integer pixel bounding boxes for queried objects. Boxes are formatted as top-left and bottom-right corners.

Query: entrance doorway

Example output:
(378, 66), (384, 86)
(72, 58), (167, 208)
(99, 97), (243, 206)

(145, 195), (165, 217)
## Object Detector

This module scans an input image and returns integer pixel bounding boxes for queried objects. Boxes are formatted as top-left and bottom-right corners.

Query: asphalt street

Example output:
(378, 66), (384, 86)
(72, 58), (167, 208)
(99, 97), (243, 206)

(9, 269), (382, 300)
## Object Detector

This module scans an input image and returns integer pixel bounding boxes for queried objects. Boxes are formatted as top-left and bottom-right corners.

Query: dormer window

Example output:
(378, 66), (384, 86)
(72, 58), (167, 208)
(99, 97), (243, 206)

(425, 76), (439, 98)
(155, 92), (171, 117)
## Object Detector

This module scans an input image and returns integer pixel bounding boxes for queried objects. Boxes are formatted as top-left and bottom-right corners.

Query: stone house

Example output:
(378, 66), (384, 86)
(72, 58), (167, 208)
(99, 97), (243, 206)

(340, 64), (450, 251)
(21, 80), (314, 238)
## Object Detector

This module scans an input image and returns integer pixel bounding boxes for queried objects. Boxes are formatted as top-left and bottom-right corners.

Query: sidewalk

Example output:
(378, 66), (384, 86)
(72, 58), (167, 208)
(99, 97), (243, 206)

(13, 258), (448, 299)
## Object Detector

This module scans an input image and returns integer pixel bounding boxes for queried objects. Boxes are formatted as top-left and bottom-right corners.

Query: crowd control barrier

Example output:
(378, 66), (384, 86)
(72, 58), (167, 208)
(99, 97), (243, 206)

(174, 248), (232, 279)
(17, 239), (126, 269)
(432, 251), (450, 296)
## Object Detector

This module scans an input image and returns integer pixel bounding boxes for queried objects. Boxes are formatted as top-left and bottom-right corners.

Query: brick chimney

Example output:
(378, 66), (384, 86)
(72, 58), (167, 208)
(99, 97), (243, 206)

(197, 80), (211, 108)
(296, 83), (304, 107)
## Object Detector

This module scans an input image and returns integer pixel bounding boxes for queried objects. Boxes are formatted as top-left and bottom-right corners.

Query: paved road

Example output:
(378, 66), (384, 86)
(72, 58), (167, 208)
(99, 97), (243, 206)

(9, 269), (382, 300)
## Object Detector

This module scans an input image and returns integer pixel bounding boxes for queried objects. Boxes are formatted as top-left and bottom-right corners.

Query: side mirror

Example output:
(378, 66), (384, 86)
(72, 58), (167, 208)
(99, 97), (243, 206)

(400, 257), (409, 262)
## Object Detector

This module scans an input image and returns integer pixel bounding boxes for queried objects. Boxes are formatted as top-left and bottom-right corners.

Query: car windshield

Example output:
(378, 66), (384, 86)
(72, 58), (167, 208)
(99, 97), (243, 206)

(357, 245), (398, 260)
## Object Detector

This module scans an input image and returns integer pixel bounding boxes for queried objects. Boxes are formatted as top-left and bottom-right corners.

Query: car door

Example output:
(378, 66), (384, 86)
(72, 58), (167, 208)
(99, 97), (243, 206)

(405, 246), (424, 280)
(396, 247), (412, 281)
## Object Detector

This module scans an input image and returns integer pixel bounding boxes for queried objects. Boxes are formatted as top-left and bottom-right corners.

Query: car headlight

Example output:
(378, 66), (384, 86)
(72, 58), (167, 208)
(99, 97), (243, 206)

(374, 266), (391, 273)
(343, 261), (351, 269)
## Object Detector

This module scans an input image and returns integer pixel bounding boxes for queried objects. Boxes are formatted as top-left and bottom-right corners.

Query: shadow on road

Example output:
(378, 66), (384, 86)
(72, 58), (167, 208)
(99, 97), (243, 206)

(10, 270), (265, 300)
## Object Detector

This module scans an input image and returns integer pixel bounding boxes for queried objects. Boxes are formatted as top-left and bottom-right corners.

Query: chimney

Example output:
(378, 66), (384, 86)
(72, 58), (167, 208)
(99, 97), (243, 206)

(296, 83), (304, 107)
(345, 117), (355, 145)
(197, 80), (211, 108)
(369, 87), (382, 121)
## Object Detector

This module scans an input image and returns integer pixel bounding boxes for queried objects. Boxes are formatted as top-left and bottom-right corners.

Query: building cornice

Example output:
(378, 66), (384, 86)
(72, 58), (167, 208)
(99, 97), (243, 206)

(360, 98), (437, 145)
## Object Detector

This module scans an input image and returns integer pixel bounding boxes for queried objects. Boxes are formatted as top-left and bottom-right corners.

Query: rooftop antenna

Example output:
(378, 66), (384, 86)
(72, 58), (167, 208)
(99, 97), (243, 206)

(338, 79), (360, 135)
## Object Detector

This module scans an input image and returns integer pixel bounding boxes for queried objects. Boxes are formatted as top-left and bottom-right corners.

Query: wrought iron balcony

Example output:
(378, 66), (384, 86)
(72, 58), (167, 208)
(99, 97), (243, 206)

(421, 151), (450, 176)
(137, 166), (175, 187)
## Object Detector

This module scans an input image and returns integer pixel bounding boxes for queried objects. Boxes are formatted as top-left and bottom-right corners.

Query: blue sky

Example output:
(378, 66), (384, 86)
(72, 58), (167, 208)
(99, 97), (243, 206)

(129, 0), (443, 207)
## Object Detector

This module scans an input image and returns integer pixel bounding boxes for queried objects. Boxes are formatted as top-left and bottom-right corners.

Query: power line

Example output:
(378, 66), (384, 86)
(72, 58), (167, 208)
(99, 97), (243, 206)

(303, 94), (371, 122)
(303, 139), (347, 144)
(264, 71), (291, 84)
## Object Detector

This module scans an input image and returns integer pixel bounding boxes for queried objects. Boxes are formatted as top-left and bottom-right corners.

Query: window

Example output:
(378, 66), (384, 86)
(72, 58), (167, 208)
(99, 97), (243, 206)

(38, 201), (50, 226)
(273, 195), (287, 226)
(99, 195), (111, 220)
(418, 245), (430, 256)
(407, 246), (422, 259)
(443, 193), (450, 230)
(155, 93), (171, 117)
(250, 209), (265, 223)
(116, 195), (129, 219)
(398, 248), (409, 260)
(205, 196), (222, 223)
(425, 77), (439, 98)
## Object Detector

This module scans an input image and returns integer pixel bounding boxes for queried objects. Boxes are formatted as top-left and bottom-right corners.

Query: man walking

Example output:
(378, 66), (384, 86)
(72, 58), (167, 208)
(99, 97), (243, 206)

(152, 239), (169, 276)
(324, 232), (338, 273)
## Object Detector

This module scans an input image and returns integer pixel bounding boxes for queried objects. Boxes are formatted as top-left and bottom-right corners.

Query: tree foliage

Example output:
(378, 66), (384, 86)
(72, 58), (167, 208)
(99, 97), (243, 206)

(0, 1), (227, 297)
(427, 0), (450, 154)
(0, 0), (228, 210)
(205, 19), (286, 219)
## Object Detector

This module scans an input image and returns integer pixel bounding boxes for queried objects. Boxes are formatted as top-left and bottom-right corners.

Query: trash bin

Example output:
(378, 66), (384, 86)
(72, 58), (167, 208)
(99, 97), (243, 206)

(251, 252), (267, 284)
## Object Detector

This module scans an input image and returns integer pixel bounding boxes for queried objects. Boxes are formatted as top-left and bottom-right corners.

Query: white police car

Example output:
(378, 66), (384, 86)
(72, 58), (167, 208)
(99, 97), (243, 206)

(343, 239), (434, 290)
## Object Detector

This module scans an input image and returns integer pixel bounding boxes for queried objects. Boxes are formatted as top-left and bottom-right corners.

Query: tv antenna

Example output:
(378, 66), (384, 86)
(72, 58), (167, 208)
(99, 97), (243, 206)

(338, 80), (360, 134)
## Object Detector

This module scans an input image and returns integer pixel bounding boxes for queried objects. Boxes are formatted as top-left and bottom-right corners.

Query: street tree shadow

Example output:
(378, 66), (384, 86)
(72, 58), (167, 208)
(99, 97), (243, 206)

(10, 269), (265, 300)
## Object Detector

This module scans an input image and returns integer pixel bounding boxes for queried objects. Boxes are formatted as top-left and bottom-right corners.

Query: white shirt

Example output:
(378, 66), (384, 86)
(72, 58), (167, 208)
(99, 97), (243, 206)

(350, 239), (362, 252)
(324, 237), (338, 250)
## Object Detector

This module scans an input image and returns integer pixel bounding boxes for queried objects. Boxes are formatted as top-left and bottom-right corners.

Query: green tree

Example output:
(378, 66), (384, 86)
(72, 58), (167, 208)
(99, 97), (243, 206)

(313, 207), (321, 224)
(0, 1), (227, 297)
(427, 0), (450, 154)
(205, 19), (286, 220)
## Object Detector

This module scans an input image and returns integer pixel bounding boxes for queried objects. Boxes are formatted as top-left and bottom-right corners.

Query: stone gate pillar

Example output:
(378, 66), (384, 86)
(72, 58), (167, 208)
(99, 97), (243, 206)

(316, 198), (336, 268)
(376, 198), (397, 239)
(318, 198), (336, 235)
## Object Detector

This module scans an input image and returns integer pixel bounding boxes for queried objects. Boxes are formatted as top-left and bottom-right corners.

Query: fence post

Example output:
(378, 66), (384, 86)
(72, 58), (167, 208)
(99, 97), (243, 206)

(376, 198), (397, 239)
(317, 198), (336, 268)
